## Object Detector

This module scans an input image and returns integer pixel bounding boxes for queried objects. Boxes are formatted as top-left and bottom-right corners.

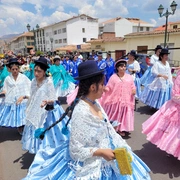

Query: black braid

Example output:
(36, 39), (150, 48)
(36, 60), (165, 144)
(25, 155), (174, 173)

(39, 99), (79, 140)
(39, 73), (104, 140)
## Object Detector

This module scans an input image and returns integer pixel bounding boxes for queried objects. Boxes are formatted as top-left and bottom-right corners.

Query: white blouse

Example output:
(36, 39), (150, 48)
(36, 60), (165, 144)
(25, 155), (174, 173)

(150, 54), (159, 65)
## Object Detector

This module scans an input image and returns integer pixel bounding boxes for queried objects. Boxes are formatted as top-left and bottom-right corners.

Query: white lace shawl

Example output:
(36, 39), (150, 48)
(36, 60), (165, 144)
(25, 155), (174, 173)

(3, 73), (31, 104)
(150, 54), (159, 65)
(25, 77), (56, 128)
(150, 61), (173, 90)
(69, 100), (131, 179)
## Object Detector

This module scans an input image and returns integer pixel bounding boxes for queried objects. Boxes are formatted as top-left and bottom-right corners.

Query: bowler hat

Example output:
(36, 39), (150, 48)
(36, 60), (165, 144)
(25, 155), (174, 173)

(7, 58), (20, 66)
(160, 48), (170, 55)
(97, 51), (103, 56)
(75, 60), (104, 80)
(35, 56), (49, 68)
(129, 50), (137, 58)
(155, 45), (162, 51)
(115, 59), (127, 68)
(53, 55), (61, 62)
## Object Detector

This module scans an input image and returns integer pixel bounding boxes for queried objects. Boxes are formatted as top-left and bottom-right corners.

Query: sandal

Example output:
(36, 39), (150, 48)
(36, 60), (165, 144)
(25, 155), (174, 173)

(117, 131), (126, 137)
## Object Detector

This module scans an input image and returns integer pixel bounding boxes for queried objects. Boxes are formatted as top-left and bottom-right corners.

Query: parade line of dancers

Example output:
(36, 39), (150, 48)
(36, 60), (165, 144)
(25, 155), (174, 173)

(0, 46), (180, 179)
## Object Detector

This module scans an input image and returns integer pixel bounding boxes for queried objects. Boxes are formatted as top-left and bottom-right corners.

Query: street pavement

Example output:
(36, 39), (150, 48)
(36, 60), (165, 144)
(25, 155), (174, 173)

(0, 100), (180, 180)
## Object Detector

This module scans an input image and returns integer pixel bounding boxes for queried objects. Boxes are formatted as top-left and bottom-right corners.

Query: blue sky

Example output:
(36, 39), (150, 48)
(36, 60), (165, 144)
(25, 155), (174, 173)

(0, 0), (179, 37)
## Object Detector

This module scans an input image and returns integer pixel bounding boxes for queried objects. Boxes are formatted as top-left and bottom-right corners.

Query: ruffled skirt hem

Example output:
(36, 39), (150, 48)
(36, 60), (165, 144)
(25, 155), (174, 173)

(23, 141), (151, 180)
(21, 104), (70, 154)
(0, 102), (26, 127)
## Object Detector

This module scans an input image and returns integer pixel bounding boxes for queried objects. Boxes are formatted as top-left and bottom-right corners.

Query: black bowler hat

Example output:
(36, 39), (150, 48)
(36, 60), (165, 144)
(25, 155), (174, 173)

(155, 45), (162, 51)
(129, 50), (137, 58)
(35, 56), (49, 68)
(160, 48), (170, 55)
(7, 58), (20, 67)
(75, 60), (104, 80)
(97, 51), (103, 56)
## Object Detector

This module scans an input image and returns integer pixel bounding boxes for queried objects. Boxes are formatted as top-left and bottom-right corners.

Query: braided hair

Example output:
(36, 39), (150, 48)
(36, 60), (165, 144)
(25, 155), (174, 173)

(37, 73), (104, 139)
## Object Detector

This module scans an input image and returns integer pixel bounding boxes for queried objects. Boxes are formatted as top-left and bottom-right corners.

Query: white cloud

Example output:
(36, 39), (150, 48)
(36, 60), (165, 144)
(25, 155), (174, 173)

(0, 0), (179, 37)
(150, 19), (157, 26)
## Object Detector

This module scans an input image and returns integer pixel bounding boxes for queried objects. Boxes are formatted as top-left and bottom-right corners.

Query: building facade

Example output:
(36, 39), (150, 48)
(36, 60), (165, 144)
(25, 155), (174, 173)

(99, 17), (154, 37)
(8, 32), (34, 55)
(35, 14), (98, 53)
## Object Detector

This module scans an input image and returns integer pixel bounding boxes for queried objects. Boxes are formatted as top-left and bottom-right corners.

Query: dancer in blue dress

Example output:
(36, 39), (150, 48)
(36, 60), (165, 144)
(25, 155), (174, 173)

(72, 55), (82, 84)
(21, 56), (69, 154)
(140, 45), (162, 86)
(23, 60), (151, 180)
(24, 56), (36, 80)
(140, 48), (173, 109)
(0, 59), (9, 92)
(49, 55), (75, 97)
(126, 50), (141, 99)
(105, 52), (115, 84)
(0, 58), (31, 134)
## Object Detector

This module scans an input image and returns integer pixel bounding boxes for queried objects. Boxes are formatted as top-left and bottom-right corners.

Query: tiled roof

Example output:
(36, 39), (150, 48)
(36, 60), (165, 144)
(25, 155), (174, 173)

(100, 17), (150, 25)
(56, 43), (91, 51)
(125, 28), (180, 37)
(42, 14), (98, 29)
(87, 37), (124, 43)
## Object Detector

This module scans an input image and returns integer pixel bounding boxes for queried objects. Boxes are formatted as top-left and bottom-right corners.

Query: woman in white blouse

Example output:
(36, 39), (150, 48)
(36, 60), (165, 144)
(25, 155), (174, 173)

(140, 48), (173, 109)
(140, 45), (162, 86)
(21, 56), (69, 154)
(0, 58), (31, 134)
(126, 50), (141, 99)
(23, 60), (151, 180)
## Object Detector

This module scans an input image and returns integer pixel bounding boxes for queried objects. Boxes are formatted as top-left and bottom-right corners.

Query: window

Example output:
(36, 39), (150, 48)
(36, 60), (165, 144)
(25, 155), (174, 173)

(173, 25), (178, 29)
(58, 29), (61, 34)
(83, 38), (87, 42)
(62, 28), (66, 33)
(80, 16), (86, 21)
(63, 38), (67, 43)
(82, 28), (85, 33)
(59, 39), (62, 43)
(27, 42), (31, 46)
(46, 32), (49, 37)
(146, 27), (150, 31)
(55, 40), (58, 44)
(140, 27), (143, 31)
(54, 30), (57, 35)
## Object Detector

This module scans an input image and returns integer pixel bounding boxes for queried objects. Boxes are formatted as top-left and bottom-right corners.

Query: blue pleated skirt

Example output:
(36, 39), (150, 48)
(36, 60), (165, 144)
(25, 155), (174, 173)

(0, 102), (26, 127)
(140, 85), (172, 109)
(140, 67), (155, 86)
(21, 103), (70, 154)
(134, 77), (141, 99)
(23, 141), (151, 180)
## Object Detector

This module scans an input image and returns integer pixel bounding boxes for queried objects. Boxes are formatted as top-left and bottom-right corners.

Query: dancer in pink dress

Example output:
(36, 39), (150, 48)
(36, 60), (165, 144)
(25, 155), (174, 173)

(100, 59), (136, 136)
(142, 70), (180, 160)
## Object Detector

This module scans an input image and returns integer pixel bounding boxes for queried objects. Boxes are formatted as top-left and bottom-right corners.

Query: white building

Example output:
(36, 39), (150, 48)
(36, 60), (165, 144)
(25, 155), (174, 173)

(35, 14), (98, 53)
(99, 17), (154, 37)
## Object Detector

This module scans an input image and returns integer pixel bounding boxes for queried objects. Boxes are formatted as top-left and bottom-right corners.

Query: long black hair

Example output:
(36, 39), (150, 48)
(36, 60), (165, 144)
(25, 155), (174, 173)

(38, 73), (104, 139)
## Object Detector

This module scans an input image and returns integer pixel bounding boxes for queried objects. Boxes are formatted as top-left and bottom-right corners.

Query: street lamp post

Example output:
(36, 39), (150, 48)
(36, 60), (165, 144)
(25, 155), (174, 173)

(158, 1), (178, 48)
(26, 24), (39, 51)
(50, 37), (53, 55)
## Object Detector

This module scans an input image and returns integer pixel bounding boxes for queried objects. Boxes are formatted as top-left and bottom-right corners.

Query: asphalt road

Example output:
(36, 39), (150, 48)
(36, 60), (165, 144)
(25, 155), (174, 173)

(0, 100), (180, 180)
